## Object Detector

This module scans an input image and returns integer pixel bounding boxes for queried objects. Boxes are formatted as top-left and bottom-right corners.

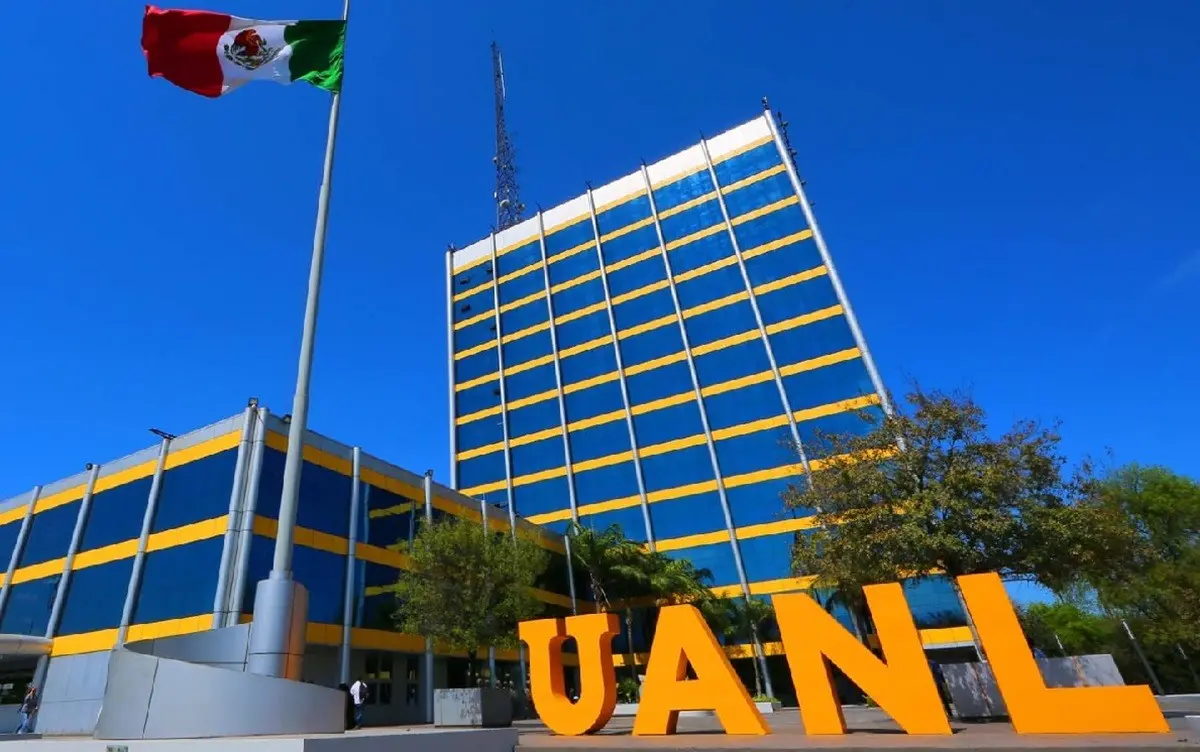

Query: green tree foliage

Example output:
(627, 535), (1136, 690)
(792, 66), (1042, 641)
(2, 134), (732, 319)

(717, 598), (776, 697)
(788, 387), (1129, 600)
(393, 515), (548, 685)
(1081, 464), (1200, 650)
(1018, 602), (1116, 656)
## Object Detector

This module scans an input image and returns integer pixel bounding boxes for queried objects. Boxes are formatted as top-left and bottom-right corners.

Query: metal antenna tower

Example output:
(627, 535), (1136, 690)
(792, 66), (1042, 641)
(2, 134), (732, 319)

(492, 42), (525, 231)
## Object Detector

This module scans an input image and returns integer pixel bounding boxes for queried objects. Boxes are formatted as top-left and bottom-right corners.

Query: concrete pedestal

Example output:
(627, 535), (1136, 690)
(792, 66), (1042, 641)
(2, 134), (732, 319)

(247, 576), (309, 680)
(434, 688), (513, 728)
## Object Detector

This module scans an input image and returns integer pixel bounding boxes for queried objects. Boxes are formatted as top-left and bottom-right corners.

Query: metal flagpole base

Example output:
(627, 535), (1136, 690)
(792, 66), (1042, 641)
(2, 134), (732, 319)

(247, 574), (309, 680)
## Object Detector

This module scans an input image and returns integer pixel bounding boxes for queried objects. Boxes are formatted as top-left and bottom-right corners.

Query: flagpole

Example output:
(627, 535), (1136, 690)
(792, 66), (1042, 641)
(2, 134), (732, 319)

(247, 0), (350, 680)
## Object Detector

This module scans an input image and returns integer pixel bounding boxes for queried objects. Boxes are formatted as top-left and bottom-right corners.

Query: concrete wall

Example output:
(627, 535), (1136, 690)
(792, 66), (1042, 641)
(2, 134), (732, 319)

(36, 651), (111, 735)
(942, 654), (1127, 718)
(95, 648), (343, 740)
(127, 623), (252, 671)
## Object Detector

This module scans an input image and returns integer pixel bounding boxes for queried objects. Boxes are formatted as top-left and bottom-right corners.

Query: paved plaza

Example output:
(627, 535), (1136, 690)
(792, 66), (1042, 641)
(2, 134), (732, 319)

(514, 706), (1199, 750)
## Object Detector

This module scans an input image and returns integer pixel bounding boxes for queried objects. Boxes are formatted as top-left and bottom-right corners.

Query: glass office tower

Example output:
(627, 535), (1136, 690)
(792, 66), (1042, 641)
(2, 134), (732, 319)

(447, 111), (891, 600)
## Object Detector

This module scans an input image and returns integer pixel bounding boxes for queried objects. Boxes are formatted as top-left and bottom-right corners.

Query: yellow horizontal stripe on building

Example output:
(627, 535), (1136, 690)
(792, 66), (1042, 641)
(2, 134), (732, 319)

(617, 314), (676, 341)
(529, 587), (574, 610)
(766, 304), (843, 336)
(596, 188), (647, 215)
(498, 260), (541, 286)
(549, 270), (601, 295)
(755, 265), (827, 296)
(691, 329), (760, 357)
(355, 541), (415, 571)
(779, 347), (861, 377)
(559, 335), (611, 359)
(350, 627), (427, 654)
(702, 369), (775, 398)
(501, 320), (549, 345)
(510, 426), (562, 449)
(504, 354), (554, 378)
(664, 223), (725, 252)
(264, 432), (353, 477)
(52, 614), (214, 657)
(253, 516), (350, 557)
(573, 451), (633, 474)
(62, 538), (140, 572)
(555, 300), (607, 326)
(454, 371), (498, 392)
(508, 388), (558, 411)
(654, 515), (819, 553)
(655, 529), (729, 552)
(720, 163), (788, 196)
(568, 409), (626, 433)
(649, 134), (774, 191)
(460, 478), (507, 496)
(0, 504), (27, 527)
(731, 196), (800, 228)
(452, 309), (494, 332)
(457, 441), (505, 461)
(511, 466), (568, 489)
(630, 391), (694, 416)
(794, 393), (881, 423)
(368, 501), (418, 519)
(611, 279), (669, 307)
(624, 347), (686, 377)
(673, 254), (738, 284)
(605, 247), (660, 275)
(453, 339), (496, 361)
(647, 478), (719, 503)
(546, 239), (595, 266)
(657, 191), (717, 221)
(741, 229), (814, 261)
(600, 216), (654, 244)
(455, 404), (502, 426)
(453, 279), (493, 304)
(682, 290), (749, 319)
(921, 626), (974, 647)
(29, 431), (242, 516)
(639, 433), (707, 459)
(358, 467), (423, 505)
(711, 414), (790, 442)
(9, 558), (65, 585)
(564, 371), (621, 394)
(747, 575), (818, 596)
(498, 290), (546, 315)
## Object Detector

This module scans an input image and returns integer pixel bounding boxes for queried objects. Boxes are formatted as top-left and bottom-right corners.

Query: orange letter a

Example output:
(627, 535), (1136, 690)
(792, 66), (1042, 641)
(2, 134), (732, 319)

(773, 586), (951, 735)
(519, 612), (620, 736)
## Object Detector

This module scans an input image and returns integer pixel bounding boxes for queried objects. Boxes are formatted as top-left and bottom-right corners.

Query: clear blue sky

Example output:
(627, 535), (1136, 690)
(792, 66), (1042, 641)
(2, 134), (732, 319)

(3, 1), (1198, 528)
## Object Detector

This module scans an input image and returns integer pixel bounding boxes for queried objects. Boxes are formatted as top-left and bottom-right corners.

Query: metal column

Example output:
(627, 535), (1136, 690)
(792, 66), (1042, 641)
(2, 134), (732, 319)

(640, 163), (774, 697)
(35, 463), (101, 690)
(698, 137), (812, 479)
(228, 406), (268, 625)
(447, 250), (461, 489)
(536, 212), (581, 523)
(582, 188), (655, 547)
(213, 406), (259, 624)
(488, 234), (517, 519)
(0, 486), (41, 620)
(563, 534), (579, 615)
(763, 110), (893, 415)
(422, 471), (435, 723)
(340, 447), (363, 685)
(119, 436), (172, 644)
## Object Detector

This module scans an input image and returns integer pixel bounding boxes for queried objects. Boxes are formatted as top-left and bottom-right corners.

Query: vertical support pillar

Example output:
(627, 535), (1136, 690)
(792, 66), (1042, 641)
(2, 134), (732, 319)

(119, 436), (172, 644)
(488, 234), (517, 520)
(480, 500), (498, 689)
(697, 138), (811, 479)
(640, 163), (774, 698)
(446, 250), (461, 490)
(422, 471), (435, 724)
(535, 212), (581, 523)
(582, 187), (655, 548)
(340, 447), (363, 685)
(213, 406), (258, 625)
(563, 534), (578, 615)
(762, 110), (893, 415)
(36, 463), (101, 690)
(0, 486), (41, 621)
(228, 407), (269, 625)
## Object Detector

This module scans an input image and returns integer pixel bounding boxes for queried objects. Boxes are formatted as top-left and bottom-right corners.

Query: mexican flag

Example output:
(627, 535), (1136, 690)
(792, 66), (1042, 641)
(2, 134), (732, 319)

(142, 6), (345, 98)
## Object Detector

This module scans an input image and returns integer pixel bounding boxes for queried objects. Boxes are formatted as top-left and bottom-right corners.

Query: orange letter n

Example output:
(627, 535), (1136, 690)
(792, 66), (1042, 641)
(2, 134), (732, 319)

(773, 585), (951, 735)
(957, 573), (1169, 734)
(519, 612), (620, 736)
(632, 604), (769, 736)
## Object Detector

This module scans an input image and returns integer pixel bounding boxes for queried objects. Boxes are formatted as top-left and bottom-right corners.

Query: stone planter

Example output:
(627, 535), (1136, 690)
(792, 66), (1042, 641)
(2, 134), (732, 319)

(755, 700), (782, 714)
(434, 688), (514, 728)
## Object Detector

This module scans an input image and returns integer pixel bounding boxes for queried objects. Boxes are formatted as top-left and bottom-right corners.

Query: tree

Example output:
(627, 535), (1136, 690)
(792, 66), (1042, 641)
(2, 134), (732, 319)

(394, 515), (548, 687)
(787, 387), (1129, 645)
(1080, 464), (1200, 650)
(1018, 602), (1117, 657)
(720, 598), (776, 697)
(566, 522), (646, 612)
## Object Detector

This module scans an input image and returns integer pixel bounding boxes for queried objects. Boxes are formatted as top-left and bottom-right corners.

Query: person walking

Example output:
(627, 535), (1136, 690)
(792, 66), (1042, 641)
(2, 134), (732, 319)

(16, 686), (38, 734)
(349, 676), (368, 729)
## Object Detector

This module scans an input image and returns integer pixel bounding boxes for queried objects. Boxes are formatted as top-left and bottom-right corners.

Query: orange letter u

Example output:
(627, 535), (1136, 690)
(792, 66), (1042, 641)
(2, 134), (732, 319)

(519, 612), (621, 736)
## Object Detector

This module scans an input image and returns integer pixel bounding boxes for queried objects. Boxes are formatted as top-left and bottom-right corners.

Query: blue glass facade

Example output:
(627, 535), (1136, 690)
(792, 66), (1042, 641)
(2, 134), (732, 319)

(448, 112), (970, 652)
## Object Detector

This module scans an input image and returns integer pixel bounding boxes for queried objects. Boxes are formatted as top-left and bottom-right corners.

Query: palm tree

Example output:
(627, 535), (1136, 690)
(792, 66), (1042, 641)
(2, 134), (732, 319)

(724, 598), (776, 698)
(816, 587), (867, 642)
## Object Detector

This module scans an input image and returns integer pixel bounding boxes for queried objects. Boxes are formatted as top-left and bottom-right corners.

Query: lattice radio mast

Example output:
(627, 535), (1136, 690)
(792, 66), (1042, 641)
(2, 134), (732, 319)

(492, 42), (525, 231)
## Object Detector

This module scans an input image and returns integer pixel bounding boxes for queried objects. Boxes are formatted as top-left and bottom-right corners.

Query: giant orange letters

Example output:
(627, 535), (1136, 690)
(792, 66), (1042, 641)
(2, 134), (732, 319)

(958, 573), (1169, 734)
(518, 572), (1169, 737)
(632, 604), (769, 735)
(519, 612), (620, 736)
(774, 584), (951, 735)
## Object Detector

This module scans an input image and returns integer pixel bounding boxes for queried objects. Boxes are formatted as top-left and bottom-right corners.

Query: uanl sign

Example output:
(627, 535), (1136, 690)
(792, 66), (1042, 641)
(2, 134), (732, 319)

(518, 573), (1169, 736)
